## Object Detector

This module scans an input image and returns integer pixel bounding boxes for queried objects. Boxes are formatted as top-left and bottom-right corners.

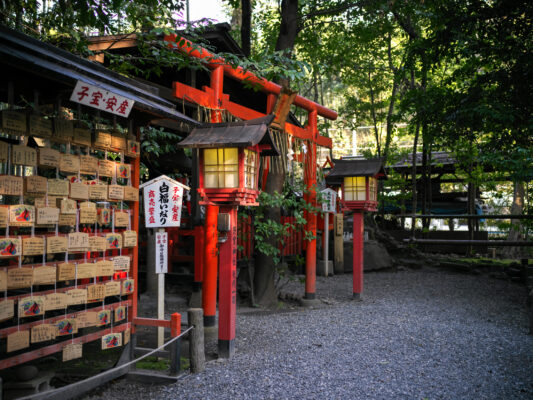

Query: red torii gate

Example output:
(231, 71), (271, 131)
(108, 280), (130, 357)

(165, 34), (337, 345)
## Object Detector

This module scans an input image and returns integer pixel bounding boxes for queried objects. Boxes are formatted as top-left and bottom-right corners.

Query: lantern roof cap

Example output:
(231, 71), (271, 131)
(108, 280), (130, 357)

(177, 115), (279, 156)
(326, 157), (387, 186)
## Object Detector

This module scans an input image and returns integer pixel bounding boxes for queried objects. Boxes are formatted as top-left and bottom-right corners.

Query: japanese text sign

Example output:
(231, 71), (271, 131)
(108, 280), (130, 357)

(155, 231), (168, 274)
(141, 176), (187, 228)
(70, 80), (134, 117)
(321, 188), (337, 213)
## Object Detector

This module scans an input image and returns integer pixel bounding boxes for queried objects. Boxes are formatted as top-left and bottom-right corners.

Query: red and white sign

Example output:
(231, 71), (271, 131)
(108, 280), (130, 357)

(141, 175), (189, 228)
(69, 80), (135, 117)
(155, 231), (168, 274)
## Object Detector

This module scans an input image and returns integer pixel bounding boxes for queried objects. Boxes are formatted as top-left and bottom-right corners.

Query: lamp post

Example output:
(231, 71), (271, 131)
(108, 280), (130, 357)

(326, 158), (386, 299)
(178, 115), (279, 358)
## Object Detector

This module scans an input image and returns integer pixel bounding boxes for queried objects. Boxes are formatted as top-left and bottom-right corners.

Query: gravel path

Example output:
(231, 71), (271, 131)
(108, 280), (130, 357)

(86, 268), (533, 400)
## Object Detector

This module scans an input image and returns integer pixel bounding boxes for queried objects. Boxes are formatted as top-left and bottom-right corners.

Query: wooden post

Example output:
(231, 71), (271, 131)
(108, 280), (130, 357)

(334, 213), (344, 274)
(157, 228), (166, 348)
(324, 212), (330, 264)
(353, 212), (364, 300)
(188, 308), (206, 373)
(203, 204), (219, 327)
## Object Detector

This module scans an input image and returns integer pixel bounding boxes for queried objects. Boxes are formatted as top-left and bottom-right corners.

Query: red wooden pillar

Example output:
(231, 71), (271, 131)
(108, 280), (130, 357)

(203, 204), (219, 326)
(193, 225), (205, 287)
(217, 206), (237, 358)
(353, 211), (364, 299)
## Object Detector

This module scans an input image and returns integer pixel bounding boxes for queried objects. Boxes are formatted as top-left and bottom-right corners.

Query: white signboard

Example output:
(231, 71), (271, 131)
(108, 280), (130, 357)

(141, 175), (188, 228)
(155, 231), (168, 274)
(321, 188), (337, 213)
(70, 80), (135, 117)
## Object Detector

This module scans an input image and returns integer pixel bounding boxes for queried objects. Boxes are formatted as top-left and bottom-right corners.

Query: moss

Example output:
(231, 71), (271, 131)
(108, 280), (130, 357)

(135, 356), (170, 371)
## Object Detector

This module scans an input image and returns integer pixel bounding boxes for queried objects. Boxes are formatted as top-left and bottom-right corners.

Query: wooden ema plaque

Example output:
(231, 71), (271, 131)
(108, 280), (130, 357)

(48, 179), (69, 196)
(66, 288), (87, 305)
(33, 266), (56, 285)
(47, 235), (67, 253)
(114, 211), (129, 227)
(68, 233), (89, 252)
(59, 154), (80, 174)
(70, 182), (89, 200)
(56, 318), (78, 336)
(38, 148), (60, 168)
(102, 332), (122, 350)
(7, 267), (32, 288)
(111, 133), (126, 151)
(24, 175), (48, 195)
(80, 208), (97, 224)
(31, 324), (56, 343)
(126, 140), (140, 158)
(113, 256), (130, 271)
(76, 263), (96, 279)
(122, 230), (137, 248)
(7, 330), (29, 352)
(96, 309), (110, 326)
(37, 207), (59, 225)
(18, 296), (45, 318)
(54, 119), (73, 142)
(123, 186), (139, 202)
(122, 279), (134, 295)
(0, 175), (23, 196)
(73, 127), (92, 147)
(89, 184), (108, 200)
(60, 198), (77, 214)
(116, 163), (131, 180)
(0, 299), (14, 322)
(57, 263), (75, 281)
(0, 206), (8, 227)
(29, 115), (52, 138)
(96, 260), (114, 277)
(0, 237), (22, 259)
(88, 235), (107, 252)
(63, 343), (83, 362)
(108, 185), (124, 200)
(22, 236), (44, 256)
(12, 145), (37, 166)
(0, 268), (6, 291)
(115, 306), (126, 322)
(2, 110), (27, 134)
(105, 233), (122, 250)
(124, 328), (131, 345)
(77, 311), (98, 328)
(104, 281), (120, 297)
(94, 131), (112, 150)
(0, 141), (9, 162)
(44, 293), (67, 310)
(98, 159), (115, 177)
(80, 155), (98, 175)
(87, 284), (105, 301)
(98, 208), (110, 226)
(9, 204), (35, 227)
(59, 213), (76, 226)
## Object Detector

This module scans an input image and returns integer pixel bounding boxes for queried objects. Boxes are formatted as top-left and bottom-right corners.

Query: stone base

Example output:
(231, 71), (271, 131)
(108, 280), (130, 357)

(317, 260), (334, 277)
(299, 298), (321, 308)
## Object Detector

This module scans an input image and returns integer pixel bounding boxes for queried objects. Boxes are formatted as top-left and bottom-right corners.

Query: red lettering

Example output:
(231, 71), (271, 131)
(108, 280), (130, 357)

(77, 86), (89, 101)
(90, 91), (103, 106)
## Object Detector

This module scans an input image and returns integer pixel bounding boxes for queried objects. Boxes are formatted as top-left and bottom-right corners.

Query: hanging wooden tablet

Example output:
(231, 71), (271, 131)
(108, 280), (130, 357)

(44, 292), (67, 310)
(58, 213), (76, 226)
(22, 237), (45, 256)
(0, 237), (22, 259)
(80, 208), (96, 224)
(0, 175), (23, 196)
(9, 204), (35, 227)
(80, 201), (96, 210)
(31, 324), (56, 343)
(38, 148), (61, 168)
(7, 330), (29, 352)
(96, 309), (110, 326)
(108, 185), (124, 200)
(0, 269), (6, 291)
(70, 182), (89, 200)
(29, 115), (53, 138)
(73, 126), (92, 147)
(48, 179), (69, 196)
(87, 284), (105, 301)
(114, 211), (129, 227)
(88, 235), (107, 252)
(96, 260), (114, 277)
(105, 233), (122, 250)
(60, 198), (77, 214)
(59, 154), (80, 174)
(56, 318), (78, 336)
(2, 110), (27, 134)
(18, 296), (45, 317)
(98, 159), (115, 177)
(24, 175), (47, 195)
(56, 262), (75, 281)
(94, 130), (112, 150)
(0, 299), (14, 322)
(124, 328), (131, 345)
(66, 288), (87, 305)
(63, 343), (83, 362)
(7, 266), (32, 288)
(102, 332), (122, 350)
(33, 265), (56, 285)
(76, 263), (96, 279)
(111, 132), (126, 151)
(68, 233), (89, 252)
(77, 311), (98, 328)
(79, 155), (99, 175)
(104, 281), (121, 297)
(98, 207), (111, 225)
(122, 231), (137, 248)
(123, 186), (139, 202)
(0, 205), (8, 227)
(0, 141), (9, 162)
(116, 163), (131, 180)
(114, 306), (126, 322)
(12, 145), (37, 166)
(54, 119), (74, 142)
(126, 140), (140, 158)
(37, 207), (60, 225)
(122, 279), (134, 295)
(35, 196), (60, 209)
(89, 184), (108, 200)
(113, 256), (130, 271)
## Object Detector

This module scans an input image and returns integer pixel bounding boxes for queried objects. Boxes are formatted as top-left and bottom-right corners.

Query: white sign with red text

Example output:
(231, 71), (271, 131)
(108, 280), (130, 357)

(69, 80), (135, 117)
(140, 175), (189, 228)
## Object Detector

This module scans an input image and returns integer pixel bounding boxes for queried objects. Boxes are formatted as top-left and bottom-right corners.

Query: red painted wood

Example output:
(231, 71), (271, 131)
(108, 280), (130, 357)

(171, 313), (181, 337)
(133, 317), (171, 329)
(218, 206), (237, 342)
(194, 225), (205, 283)
(203, 204), (219, 321)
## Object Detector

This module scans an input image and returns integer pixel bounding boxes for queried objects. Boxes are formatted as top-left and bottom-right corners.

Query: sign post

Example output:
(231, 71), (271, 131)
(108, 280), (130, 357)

(140, 175), (189, 348)
(321, 188), (337, 274)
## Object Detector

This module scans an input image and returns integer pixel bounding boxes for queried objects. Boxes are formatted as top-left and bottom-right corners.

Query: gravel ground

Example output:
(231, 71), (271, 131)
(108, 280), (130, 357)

(86, 268), (533, 400)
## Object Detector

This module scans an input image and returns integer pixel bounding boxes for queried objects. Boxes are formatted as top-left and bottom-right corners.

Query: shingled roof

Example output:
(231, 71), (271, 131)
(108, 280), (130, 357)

(326, 157), (387, 186)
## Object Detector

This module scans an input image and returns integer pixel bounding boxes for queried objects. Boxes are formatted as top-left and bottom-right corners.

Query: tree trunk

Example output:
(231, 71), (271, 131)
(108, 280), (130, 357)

(503, 181), (525, 258)
(241, 0), (252, 57)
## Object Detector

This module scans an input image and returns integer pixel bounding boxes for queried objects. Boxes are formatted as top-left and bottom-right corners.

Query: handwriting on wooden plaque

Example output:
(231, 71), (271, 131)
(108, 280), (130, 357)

(12, 144), (37, 166)
(0, 299), (14, 322)
(68, 233), (89, 252)
(56, 318), (78, 335)
(30, 115), (52, 138)
(126, 140), (140, 158)
(18, 296), (45, 317)
(97, 309), (110, 326)
(7, 330), (29, 352)
(57, 263), (75, 281)
(24, 175), (47, 195)
(94, 131), (112, 149)
(59, 154), (80, 173)
(98, 159), (115, 177)
(79, 155), (98, 174)
(47, 236), (67, 254)
(33, 266), (56, 285)
(58, 213), (76, 226)
(80, 208), (97, 224)
(122, 279), (134, 295)
(37, 207), (59, 225)
(7, 266), (32, 288)
(35, 196), (60, 209)
(63, 343), (83, 362)
(0, 269), (6, 291)
(44, 292), (67, 310)
(0, 141), (8, 162)
(9, 204), (35, 227)
(70, 182), (89, 200)
(122, 231), (137, 248)
(88, 235), (107, 252)
(123, 186), (139, 202)
(104, 281), (121, 297)
(31, 324), (56, 343)
(0, 206), (7, 227)
(80, 201), (96, 210)
(77, 311), (98, 328)
(22, 237), (45, 256)
(39, 147), (61, 168)
(48, 179), (69, 196)
(87, 284), (105, 301)
(0, 238), (22, 259)
(115, 306), (126, 322)
(89, 184), (108, 200)
(76, 263), (96, 279)
(114, 211), (129, 227)
(54, 119), (73, 142)
(2, 110), (27, 133)
(113, 256), (130, 271)
(124, 328), (131, 345)
(102, 332), (122, 350)
(108, 185), (124, 200)
(111, 133), (126, 151)
(96, 260), (114, 277)
(66, 288), (87, 305)
(105, 233), (122, 250)
(0, 175), (23, 196)
(73, 127), (92, 147)
(116, 163), (131, 180)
